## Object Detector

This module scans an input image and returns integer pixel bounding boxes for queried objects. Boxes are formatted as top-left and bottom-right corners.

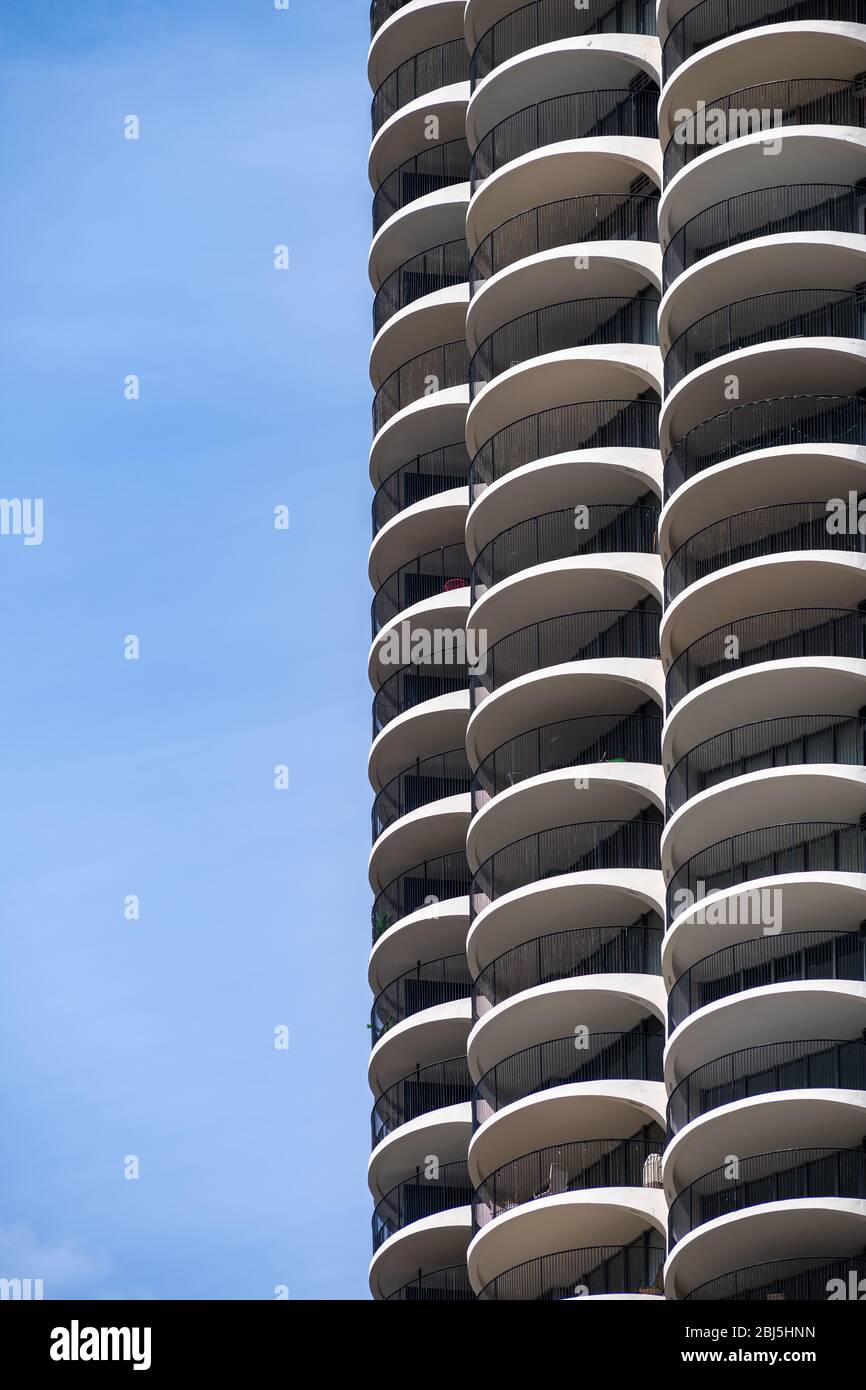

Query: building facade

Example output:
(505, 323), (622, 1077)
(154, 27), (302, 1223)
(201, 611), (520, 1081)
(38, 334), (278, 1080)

(367, 0), (866, 1301)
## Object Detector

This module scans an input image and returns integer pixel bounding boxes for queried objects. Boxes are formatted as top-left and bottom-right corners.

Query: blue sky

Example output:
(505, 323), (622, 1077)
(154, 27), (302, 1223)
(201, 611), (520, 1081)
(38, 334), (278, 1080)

(0, 0), (373, 1298)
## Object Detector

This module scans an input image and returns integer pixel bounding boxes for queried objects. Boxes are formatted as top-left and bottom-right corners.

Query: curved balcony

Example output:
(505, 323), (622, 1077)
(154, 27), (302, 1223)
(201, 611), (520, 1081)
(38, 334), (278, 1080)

(471, 88), (659, 191)
(662, 184), (866, 292)
(666, 607), (866, 711)
(670, 1147), (866, 1246)
(664, 395), (866, 499)
(472, 506), (659, 601)
(372, 1054), (473, 1147)
(385, 1262), (475, 1299)
(471, 398), (659, 496)
(664, 79), (866, 185)
(472, 711), (662, 811)
(373, 1158), (472, 1249)
(372, 542), (470, 635)
(663, 0), (866, 83)
(668, 1038), (866, 1135)
(472, 818), (663, 919)
(476, 1239), (666, 1298)
(684, 1253), (866, 1300)
(373, 240), (469, 334)
(473, 1026), (664, 1126)
(668, 929), (866, 1032)
(667, 715), (866, 819)
(373, 849), (471, 941)
(372, 38), (469, 136)
(473, 1134), (664, 1231)
(473, 921), (663, 1019)
(373, 138), (470, 233)
(664, 289), (866, 395)
(373, 747), (470, 839)
(470, 191), (660, 294)
(472, 607), (661, 702)
(664, 501), (866, 606)
(373, 659), (469, 737)
(471, 0), (657, 89)
(370, 0), (413, 39)
(470, 295), (660, 397)
(372, 953), (472, 1043)
(373, 340), (469, 434)
(667, 821), (866, 922)
(372, 441), (468, 534)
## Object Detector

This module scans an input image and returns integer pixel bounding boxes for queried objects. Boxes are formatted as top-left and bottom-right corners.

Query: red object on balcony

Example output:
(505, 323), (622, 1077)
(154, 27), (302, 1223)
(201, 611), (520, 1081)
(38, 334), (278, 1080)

(443, 577), (465, 592)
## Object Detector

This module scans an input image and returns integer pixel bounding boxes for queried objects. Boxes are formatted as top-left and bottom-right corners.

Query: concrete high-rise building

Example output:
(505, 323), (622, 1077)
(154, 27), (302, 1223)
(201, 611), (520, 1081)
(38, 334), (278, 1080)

(366, 0), (866, 1302)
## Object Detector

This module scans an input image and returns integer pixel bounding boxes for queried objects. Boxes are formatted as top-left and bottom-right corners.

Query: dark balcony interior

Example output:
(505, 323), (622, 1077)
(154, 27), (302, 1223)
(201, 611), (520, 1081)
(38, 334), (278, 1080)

(663, 0), (866, 82)
(471, 0), (656, 88)
(371, 952), (472, 1043)
(373, 441), (469, 534)
(685, 1254), (866, 1300)
(372, 1054), (473, 1146)
(476, 1235), (666, 1299)
(373, 1158), (472, 1249)
(372, 38), (469, 136)
(373, 138), (470, 233)
(372, 850), (471, 942)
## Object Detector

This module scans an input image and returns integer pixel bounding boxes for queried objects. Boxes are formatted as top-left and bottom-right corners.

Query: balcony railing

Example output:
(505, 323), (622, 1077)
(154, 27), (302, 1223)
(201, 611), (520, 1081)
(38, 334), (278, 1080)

(664, 288), (866, 393)
(471, 295), (659, 396)
(372, 38), (469, 135)
(471, 0), (656, 87)
(668, 1038), (866, 1135)
(372, 441), (468, 535)
(472, 819), (663, 920)
(370, 0), (412, 39)
(664, 501), (866, 603)
(664, 78), (866, 183)
(667, 821), (866, 922)
(472, 711), (662, 812)
(373, 239), (469, 334)
(372, 850), (471, 942)
(372, 541), (469, 635)
(664, 395), (866, 499)
(472, 504), (658, 602)
(666, 607), (866, 710)
(471, 88), (658, 190)
(470, 191), (660, 295)
(685, 1254), (866, 1301)
(372, 747), (470, 841)
(668, 929), (866, 1031)
(373, 138), (470, 233)
(670, 1147), (866, 1246)
(371, 953), (472, 1043)
(472, 1026), (664, 1127)
(372, 657), (469, 738)
(473, 921), (663, 1019)
(476, 1240), (666, 1299)
(663, 184), (866, 291)
(373, 1158), (472, 1249)
(663, 0), (866, 81)
(473, 1135), (664, 1231)
(386, 1264), (475, 1301)
(470, 398), (659, 498)
(666, 715), (866, 819)
(372, 1054), (472, 1147)
(372, 340), (468, 435)
(471, 606), (660, 703)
